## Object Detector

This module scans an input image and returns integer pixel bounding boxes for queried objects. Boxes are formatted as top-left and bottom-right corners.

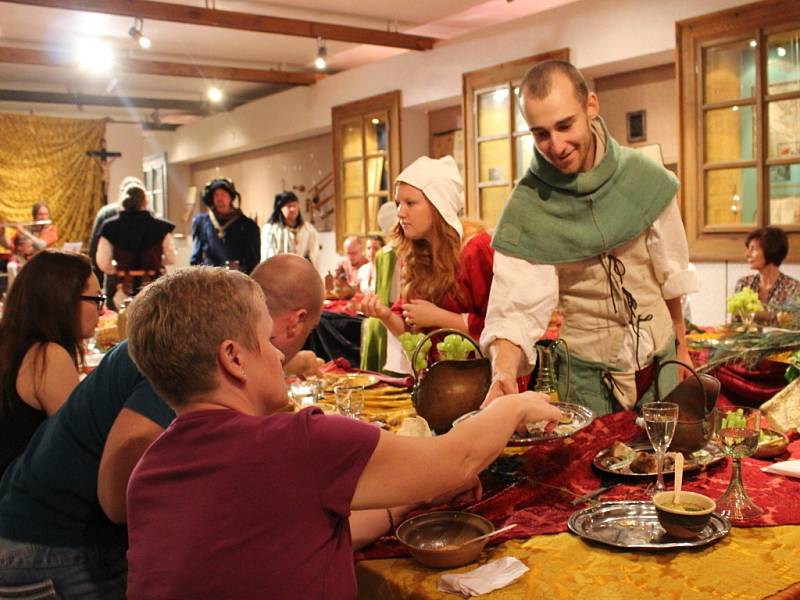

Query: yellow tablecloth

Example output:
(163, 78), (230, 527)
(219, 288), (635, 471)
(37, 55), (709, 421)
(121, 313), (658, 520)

(357, 526), (800, 599)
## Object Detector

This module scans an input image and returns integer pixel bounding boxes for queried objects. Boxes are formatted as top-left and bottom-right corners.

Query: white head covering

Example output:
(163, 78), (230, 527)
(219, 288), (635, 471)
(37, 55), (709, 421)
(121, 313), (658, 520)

(118, 176), (145, 203)
(395, 155), (464, 239)
(377, 201), (397, 235)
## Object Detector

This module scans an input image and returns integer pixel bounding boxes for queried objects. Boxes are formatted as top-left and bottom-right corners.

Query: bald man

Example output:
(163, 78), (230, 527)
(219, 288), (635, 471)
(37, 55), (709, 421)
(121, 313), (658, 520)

(334, 236), (367, 288)
(250, 254), (324, 376)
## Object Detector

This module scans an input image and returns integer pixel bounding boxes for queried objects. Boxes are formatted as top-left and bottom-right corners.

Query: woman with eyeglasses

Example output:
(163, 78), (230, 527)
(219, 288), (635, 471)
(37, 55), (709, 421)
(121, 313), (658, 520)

(0, 251), (102, 475)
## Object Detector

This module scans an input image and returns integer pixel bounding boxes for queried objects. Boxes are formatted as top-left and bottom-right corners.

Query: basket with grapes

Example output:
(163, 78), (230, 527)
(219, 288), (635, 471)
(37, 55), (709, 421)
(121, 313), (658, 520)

(400, 328), (491, 433)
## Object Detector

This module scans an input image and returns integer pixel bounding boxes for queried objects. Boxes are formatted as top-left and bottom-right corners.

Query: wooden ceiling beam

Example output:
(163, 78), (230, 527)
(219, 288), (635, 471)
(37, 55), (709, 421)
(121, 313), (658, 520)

(4, 0), (438, 51)
(0, 88), (213, 112)
(0, 46), (322, 85)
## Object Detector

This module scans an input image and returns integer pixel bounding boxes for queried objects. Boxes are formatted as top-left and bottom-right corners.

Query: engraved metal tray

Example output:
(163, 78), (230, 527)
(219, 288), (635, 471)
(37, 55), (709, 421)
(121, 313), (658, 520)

(593, 441), (726, 478)
(452, 402), (594, 446)
(568, 501), (730, 550)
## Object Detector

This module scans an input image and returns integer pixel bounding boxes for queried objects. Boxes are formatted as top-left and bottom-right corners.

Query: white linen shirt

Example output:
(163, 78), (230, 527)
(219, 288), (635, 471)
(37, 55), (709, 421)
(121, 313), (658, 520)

(480, 197), (698, 375)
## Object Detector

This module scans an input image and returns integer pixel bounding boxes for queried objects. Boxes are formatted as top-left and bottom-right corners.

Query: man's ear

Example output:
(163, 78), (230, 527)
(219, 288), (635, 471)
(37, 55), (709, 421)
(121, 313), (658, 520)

(217, 339), (247, 384)
(285, 308), (307, 338)
(586, 91), (600, 120)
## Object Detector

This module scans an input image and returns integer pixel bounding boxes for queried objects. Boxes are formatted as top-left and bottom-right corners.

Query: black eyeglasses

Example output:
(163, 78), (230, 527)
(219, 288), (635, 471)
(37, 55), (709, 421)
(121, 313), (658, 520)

(81, 294), (107, 310)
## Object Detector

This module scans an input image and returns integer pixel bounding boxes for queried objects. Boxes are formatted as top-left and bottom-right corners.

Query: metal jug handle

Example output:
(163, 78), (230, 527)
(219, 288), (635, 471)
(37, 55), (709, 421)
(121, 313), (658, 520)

(653, 358), (709, 416)
(550, 338), (571, 403)
(410, 328), (484, 381)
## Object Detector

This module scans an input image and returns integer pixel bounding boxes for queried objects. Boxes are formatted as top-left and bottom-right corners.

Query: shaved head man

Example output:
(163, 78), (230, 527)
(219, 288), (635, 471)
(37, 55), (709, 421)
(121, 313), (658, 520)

(251, 254), (324, 375)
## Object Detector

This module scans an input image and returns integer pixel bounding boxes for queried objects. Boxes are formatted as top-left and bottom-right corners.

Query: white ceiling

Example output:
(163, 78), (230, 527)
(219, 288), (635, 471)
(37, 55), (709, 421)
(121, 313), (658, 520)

(0, 0), (576, 126)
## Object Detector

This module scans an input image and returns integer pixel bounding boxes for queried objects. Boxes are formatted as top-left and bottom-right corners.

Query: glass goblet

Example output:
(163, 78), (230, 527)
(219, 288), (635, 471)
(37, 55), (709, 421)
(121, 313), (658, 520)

(334, 383), (365, 419)
(712, 406), (764, 521)
(642, 402), (680, 493)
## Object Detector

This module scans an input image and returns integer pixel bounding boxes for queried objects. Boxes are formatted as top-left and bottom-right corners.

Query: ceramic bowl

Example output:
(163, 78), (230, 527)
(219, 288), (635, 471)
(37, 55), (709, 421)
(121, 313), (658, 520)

(754, 428), (790, 459)
(653, 491), (715, 539)
(395, 511), (494, 569)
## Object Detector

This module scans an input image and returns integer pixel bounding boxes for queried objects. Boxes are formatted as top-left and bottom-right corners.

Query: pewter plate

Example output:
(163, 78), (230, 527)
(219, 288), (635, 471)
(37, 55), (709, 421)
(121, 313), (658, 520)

(593, 441), (726, 478)
(452, 402), (594, 446)
(568, 501), (730, 550)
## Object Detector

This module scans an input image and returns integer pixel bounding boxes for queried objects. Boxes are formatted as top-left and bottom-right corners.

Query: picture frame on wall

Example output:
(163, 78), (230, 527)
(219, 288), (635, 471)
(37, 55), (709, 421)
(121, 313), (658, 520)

(626, 110), (647, 143)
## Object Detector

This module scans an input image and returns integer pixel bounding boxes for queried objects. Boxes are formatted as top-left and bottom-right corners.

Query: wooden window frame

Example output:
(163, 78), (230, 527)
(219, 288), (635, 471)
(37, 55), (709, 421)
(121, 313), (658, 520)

(677, 0), (800, 261)
(462, 49), (569, 221)
(332, 90), (401, 250)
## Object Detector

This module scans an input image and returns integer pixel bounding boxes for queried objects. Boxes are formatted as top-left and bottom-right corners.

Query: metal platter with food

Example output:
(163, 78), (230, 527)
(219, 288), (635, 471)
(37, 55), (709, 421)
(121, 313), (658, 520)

(593, 440), (725, 478)
(453, 402), (594, 446)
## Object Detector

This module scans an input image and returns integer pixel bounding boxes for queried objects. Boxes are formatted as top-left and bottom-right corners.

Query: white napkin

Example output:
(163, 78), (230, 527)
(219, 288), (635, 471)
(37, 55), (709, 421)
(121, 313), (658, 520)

(437, 557), (529, 598)
(761, 460), (800, 478)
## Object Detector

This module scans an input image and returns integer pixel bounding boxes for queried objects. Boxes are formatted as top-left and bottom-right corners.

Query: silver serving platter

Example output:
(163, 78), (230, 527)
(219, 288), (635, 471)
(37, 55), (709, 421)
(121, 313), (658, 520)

(568, 501), (730, 550)
(453, 402), (594, 446)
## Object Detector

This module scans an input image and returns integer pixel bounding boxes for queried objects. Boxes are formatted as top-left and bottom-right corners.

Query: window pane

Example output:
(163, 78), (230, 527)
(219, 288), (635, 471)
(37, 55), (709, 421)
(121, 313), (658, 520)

(366, 157), (388, 194)
(365, 115), (388, 154)
(514, 134), (534, 179)
(513, 86), (528, 133)
(477, 88), (510, 137)
(478, 139), (510, 183)
(705, 168), (757, 225)
(343, 160), (363, 196)
(704, 39), (756, 103)
(342, 120), (362, 159)
(479, 186), (511, 226)
(767, 29), (800, 95)
(769, 164), (800, 225)
(704, 105), (755, 162)
(366, 195), (389, 232)
(344, 197), (364, 234)
(768, 99), (800, 160)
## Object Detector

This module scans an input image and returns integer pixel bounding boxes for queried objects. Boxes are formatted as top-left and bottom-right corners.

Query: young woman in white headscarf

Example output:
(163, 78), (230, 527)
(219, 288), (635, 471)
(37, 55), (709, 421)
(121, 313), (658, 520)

(360, 156), (494, 358)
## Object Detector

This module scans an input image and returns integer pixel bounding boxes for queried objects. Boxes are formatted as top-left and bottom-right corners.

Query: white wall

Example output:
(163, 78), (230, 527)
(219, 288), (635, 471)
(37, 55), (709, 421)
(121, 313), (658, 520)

(106, 122), (144, 204)
(160, 0), (753, 165)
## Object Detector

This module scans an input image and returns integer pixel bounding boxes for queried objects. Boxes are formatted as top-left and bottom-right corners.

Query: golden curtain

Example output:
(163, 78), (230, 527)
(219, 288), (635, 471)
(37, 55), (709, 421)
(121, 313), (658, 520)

(0, 114), (105, 247)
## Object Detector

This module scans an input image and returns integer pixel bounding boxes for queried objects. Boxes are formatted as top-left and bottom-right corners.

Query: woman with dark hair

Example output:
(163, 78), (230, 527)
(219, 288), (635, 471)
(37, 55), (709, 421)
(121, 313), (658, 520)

(735, 226), (800, 322)
(0, 251), (102, 474)
(261, 191), (320, 269)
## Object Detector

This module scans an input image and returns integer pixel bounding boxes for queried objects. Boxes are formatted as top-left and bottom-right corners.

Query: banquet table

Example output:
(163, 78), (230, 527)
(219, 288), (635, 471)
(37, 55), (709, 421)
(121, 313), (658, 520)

(354, 409), (800, 600)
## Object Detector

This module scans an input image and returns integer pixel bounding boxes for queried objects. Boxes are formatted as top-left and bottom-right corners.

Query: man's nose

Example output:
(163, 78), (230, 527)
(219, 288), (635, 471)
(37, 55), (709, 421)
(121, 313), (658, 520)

(551, 132), (567, 155)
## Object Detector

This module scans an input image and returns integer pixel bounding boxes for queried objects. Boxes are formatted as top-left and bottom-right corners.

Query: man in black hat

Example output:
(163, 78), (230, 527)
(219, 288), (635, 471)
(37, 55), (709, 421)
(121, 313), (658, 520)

(190, 178), (260, 274)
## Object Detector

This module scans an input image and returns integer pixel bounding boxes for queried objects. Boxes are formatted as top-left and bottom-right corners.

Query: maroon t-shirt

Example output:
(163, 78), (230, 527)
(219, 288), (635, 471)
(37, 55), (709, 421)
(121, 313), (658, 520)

(126, 407), (380, 600)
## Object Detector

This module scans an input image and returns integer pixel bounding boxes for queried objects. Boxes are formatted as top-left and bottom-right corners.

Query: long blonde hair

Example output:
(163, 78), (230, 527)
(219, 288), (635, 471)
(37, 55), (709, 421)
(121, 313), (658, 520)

(394, 213), (485, 307)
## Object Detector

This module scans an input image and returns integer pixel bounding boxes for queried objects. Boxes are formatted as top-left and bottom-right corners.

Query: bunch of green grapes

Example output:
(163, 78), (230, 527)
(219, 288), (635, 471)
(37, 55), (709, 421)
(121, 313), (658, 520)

(727, 288), (763, 318)
(720, 408), (748, 431)
(436, 334), (473, 361)
(399, 332), (432, 372)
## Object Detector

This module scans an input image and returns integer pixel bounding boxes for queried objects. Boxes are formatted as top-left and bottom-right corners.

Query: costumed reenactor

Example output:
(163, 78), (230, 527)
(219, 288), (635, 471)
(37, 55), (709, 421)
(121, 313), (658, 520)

(190, 178), (260, 274)
(96, 185), (175, 309)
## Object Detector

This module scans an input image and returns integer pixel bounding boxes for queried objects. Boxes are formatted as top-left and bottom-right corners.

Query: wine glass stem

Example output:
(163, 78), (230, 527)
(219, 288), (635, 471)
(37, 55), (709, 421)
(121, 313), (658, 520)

(725, 458), (745, 497)
(655, 449), (666, 492)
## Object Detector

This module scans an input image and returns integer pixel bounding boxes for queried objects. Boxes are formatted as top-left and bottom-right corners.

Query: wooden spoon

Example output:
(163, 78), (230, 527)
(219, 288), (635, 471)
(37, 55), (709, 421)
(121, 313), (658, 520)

(458, 523), (518, 547)
(673, 452), (685, 507)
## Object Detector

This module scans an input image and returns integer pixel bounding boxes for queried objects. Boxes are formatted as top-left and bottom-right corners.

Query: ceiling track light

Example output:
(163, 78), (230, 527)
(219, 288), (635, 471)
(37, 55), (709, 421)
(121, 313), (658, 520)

(314, 36), (327, 70)
(129, 17), (151, 49)
(207, 86), (223, 103)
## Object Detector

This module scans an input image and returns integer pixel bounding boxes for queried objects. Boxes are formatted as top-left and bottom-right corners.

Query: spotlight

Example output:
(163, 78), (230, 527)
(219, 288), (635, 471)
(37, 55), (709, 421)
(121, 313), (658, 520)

(76, 39), (114, 74)
(129, 17), (151, 49)
(314, 37), (327, 70)
(749, 40), (757, 48)
(777, 46), (787, 57)
(207, 86), (223, 103)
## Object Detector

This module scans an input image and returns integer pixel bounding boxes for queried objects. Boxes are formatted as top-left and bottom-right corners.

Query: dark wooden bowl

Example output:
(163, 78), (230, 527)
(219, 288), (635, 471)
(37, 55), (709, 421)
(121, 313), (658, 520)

(396, 511), (494, 569)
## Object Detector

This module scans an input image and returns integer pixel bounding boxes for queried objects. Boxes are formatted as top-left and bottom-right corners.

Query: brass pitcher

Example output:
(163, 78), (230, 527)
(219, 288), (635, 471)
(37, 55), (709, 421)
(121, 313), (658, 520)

(410, 328), (491, 434)
(533, 339), (571, 403)
(653, 359), (720, 452)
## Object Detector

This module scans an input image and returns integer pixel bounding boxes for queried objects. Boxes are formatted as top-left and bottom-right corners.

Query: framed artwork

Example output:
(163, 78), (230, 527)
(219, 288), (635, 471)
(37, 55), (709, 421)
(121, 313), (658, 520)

(626, 110), (647, 143)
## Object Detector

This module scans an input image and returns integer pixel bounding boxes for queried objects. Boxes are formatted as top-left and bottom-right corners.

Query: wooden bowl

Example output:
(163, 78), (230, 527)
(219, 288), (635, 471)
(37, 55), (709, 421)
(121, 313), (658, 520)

(395, 511), (494, 569)
(754, 428), (790, 459)
(653, 491), (715, 539)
